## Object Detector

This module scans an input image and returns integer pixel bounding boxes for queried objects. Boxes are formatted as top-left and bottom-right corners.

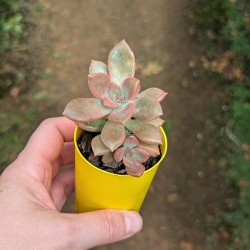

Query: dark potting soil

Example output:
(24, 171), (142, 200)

(77, 131), (161, 175)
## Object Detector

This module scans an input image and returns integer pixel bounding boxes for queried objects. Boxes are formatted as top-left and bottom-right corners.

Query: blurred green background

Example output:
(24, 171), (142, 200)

(0, 0), (249, 249)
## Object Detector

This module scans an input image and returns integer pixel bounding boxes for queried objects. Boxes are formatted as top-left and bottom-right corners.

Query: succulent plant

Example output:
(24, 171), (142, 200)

(63, 40), (167, 177)
(113, 135), (150, 177)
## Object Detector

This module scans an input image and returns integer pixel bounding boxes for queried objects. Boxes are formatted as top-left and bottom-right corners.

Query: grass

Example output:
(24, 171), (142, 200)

(191, 0), (250, 248)
(0, 1), (47, 171)
(0, 91), (52, 171)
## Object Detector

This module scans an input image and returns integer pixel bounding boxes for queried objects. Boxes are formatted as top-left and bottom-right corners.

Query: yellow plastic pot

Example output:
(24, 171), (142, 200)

(74, 126), (167, 213)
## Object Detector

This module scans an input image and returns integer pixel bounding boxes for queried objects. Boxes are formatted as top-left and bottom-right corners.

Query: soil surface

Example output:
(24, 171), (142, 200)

(77, 131), (161, 175)
(29, 1), (227, 249)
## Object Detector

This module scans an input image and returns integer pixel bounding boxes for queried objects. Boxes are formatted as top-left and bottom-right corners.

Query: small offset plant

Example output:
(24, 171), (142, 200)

(63, 40), (167, 177)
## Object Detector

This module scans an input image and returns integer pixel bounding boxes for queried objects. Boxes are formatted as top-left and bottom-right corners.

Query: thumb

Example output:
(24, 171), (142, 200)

(62, 209), (143, 249)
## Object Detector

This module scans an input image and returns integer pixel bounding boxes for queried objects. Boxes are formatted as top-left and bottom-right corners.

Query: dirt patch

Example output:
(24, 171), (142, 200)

(11, 0), (228, 249)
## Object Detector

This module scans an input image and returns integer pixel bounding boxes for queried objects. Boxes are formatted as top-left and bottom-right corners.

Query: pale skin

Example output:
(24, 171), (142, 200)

(0, 117), (143, 250)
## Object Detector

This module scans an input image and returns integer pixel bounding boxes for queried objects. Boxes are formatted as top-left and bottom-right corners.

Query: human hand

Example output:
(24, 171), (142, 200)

(0, 117), (142, 250)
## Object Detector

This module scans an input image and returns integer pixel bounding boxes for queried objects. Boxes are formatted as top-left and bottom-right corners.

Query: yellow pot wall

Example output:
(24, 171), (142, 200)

(74, 127), (168, 213)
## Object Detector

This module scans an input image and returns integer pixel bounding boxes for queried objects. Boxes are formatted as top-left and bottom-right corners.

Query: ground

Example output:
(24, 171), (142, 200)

(3, 1), (228, 249)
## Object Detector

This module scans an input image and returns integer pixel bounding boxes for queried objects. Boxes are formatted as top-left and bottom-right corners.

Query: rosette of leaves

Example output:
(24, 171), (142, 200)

(63, 40), (167, 176)
(105, 135), (156, 177)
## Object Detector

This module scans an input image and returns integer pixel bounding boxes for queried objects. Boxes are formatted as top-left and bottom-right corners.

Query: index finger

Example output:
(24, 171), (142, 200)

(20, 117), (76, 163)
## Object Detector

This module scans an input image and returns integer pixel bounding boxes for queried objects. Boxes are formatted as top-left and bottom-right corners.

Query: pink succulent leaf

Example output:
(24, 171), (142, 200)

(76, 118), (106, 132)
(123, 135), (139, 149)
(125, 119), (162, 145)
(123, 158), (145, 177)
(108, 81), (124, 102)
(124, 148), (149, 163)
(133, 97), (163, 121)
(140, 88), (168, 102)
(146, 118), (165, 127)
(101, 121), (126, 151)
(102, 152), (115, 164)
(121, 78), (140, 101)
(114, 147), (126, 162)
(108, 40), (135, 85)
(89, 60), (108, 75)
(91, 135), (111, 156)
(108, 102), (135, 124)
(102, 96), (121, 108)
(63, 98), (112, 122)
(137, 142), (160, 157)
(88, 73), (110, 99)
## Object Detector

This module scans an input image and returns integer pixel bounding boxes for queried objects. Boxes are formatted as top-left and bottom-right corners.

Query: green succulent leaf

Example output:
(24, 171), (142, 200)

(108, 40), (135, 85)
(134, 97), (163, 121)
(63, 98), (112, 122)
(125, 119), (162, 145)
(101, 121), (126, 151)
(89, 60), (109, 74)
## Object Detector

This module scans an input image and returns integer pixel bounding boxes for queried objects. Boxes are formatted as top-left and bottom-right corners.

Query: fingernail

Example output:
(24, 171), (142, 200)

(122, 211), (143, 235)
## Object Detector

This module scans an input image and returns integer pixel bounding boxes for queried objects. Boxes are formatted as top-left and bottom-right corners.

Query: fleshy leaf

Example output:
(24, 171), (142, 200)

(108, 81), (124, 102)
(125, 119), (162, 144)
(88, 73), (110, 99)
(137, 142), (160, 157)
(123, 135), (139, 149)
(102, 96), (121, 108)
(63, 98), (112, 122)
(140, 88), (167, 102)
(114, 147), (126, 162)
(101, 121), (126, 151)
(147, 118), (165, 127)
(102, 152), (115, 164)
(124, 148), (149, 163)
(89, 60), (108, 74)
(91, 135), (111, 156)
(133, 97), (163, 121)
(121, 78), (140, 100)
(108, 40), (135, 85)
(108, 103), (135, 124)
(76, 119), (106, 132)
(123, 158), (145, 177)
